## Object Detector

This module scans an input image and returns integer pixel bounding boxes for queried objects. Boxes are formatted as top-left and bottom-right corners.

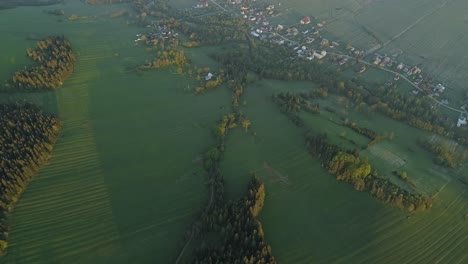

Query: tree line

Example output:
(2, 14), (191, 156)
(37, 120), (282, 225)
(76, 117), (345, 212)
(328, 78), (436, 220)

(306, 133), (433, 212)
(342, 120), (388, 148)
(2, 36), (75, 91)
(210, 42), (468, 146)
(192, 176), (276, 264)
(0, 103), (62, 254)
(173, 112), (274, 263)
(419, 139), (467, 168)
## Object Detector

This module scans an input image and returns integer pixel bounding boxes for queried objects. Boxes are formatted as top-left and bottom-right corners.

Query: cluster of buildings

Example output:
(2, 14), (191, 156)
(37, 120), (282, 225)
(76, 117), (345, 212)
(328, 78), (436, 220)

(239, 4), (339, 62)
(135, 25), (179, 44)
(189, 0), (467, 127)
(193, 1), (209, 8)
(368, 53), (467, 127)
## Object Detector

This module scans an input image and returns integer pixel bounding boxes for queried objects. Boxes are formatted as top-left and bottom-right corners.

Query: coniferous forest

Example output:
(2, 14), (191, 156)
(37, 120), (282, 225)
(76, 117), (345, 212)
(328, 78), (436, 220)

(0, 103), (62, 254)
(0, 35), (71, 254)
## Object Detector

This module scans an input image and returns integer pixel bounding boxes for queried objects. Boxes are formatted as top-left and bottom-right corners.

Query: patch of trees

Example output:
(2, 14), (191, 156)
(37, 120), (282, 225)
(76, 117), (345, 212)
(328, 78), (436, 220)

(3, 36), (75, 91)
(327, 80), (467, 146)
(195, 75), (223, 94)
(175, 112), (274, 263)
(133, 0), (249, 45)
(149, 49), (189, 69)
(272, 92), (320, 114)
(192, 176), (276, 264)
(213, 113), (251, 140)
(420, 139), (467, 168)
(213, 43), (331, 83)
(0, 103), (62, 255)
(212, 42), (468, 146)
(133, 0), (171, 15)
(271, 92), (320, 127)
(178, 14), (249, 45)
(306, 133), (432, 212)
(136, 34), (190, 71)
(182, 41), (201, 48)
(342, 120), (387, 147)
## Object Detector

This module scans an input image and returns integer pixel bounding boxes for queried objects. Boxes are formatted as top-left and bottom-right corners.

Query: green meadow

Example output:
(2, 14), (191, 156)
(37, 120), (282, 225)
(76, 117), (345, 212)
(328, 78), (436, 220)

(222, 79), (468, 264)
(0, 1), (467, 263)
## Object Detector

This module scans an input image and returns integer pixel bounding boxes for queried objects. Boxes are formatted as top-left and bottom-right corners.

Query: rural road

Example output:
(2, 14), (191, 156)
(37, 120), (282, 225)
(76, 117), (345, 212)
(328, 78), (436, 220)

(266, 30), (466, 116)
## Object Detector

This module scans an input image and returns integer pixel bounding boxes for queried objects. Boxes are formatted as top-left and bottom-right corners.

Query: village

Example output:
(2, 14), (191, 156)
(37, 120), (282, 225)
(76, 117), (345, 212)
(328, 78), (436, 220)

(138, 0), (468, 127)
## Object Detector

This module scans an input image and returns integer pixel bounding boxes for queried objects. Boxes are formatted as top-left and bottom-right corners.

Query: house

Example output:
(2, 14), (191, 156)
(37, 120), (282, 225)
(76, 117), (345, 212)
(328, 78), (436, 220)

(396, 63), (404, 71)
(380, 57), (390, 67)
(320, 38), (329, 47)
(434, 83), (446, 93)
(276, 24), (284, 30)
(313, 50), (327, 59)
(358, 65), (366, 73)
(305, 37), (315, 44)
(194, 1), (208, 8)
(408, 66), (422, 75)
(373, 55), (381, 65)
(297, 49), (305, 57)
(332, 41), (339, 47)
(457, 115), (467, 127)
(272, 39), (284, 45)
(205, 72), (214, 81)
(250, 31), (259, 37)
(354, 50), (364, 57)
(339, 58), (348, 65)
(300, 16), (311, 25)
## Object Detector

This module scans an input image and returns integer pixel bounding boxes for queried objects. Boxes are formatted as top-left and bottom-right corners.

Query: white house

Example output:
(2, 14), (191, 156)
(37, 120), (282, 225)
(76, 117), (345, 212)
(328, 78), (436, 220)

(250, 31), (259, 37)
(457, 116), (467, 127)
(313, 50), (327, 59)
(205, 72), (214, 81)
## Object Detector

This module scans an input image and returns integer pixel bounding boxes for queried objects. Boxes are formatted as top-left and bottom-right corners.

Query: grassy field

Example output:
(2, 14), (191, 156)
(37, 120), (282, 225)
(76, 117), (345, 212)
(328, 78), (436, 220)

(222, 79), (468, 264)
(1, 1), (467, 263)
(1, 2), (229, 263)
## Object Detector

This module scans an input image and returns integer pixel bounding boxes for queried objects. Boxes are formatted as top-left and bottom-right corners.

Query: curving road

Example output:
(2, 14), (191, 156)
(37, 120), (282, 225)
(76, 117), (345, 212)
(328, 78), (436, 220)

(268, 30), (466, 116)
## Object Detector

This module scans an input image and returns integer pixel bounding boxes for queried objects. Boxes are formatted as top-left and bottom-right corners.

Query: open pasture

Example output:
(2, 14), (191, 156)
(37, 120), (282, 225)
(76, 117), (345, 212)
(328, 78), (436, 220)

(2, 2), (230, 263)
(1, 1), (467, 263)
(222, 78), (468, 264)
